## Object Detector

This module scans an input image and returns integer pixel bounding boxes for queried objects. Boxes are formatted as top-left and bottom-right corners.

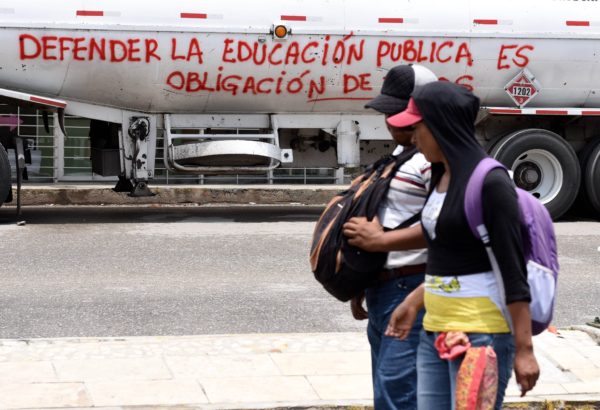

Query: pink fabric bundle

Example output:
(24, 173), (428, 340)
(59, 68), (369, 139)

(434, 332), (499, 410)
(434, 332), (471, 360)
(455, 346), (499, 410)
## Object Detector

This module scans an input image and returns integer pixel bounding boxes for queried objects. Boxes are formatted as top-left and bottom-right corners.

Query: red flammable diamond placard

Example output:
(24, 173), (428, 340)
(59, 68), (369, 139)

(504, 68), (540, 108)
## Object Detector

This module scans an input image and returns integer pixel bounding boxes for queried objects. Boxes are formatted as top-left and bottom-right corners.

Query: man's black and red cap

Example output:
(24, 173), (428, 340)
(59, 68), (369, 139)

(365, 64), (437, 115)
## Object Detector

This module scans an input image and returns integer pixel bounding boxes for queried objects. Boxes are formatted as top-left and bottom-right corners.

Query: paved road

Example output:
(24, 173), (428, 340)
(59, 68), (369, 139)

(0, 206), (598, 338)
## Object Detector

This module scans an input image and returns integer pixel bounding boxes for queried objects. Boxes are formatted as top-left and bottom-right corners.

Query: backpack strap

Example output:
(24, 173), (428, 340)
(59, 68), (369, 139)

(464, 157), (514, 333)
(363, 146), (420, 221)
(395, 211), (422, 230)
(464, 157), (507, 242)
(383, 211), (422, 232)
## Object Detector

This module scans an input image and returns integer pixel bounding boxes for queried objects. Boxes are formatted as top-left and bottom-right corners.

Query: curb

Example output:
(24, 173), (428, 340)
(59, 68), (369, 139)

(30, 402), (600, 410)
(8, 185), (342, 206)
(503, 402), (600, 409)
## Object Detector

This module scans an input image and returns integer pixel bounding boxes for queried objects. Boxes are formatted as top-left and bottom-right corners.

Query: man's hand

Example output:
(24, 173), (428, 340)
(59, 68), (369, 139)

(350, 292), (368, 320)
(343, 216), (385, 252)
(513, 347), (539, 396)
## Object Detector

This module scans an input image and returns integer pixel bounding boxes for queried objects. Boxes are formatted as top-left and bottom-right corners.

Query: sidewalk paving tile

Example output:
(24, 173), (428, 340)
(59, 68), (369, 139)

(529, 393), (600, 402)
(53, 358), (172, 382)
(199, 376), (319, 403)
(270, 351), (371, 376)
(561, 381), (600, 394)
(505, 382), (569, 397)
(164, 354), (281, 378)
(570, 338), (600, 347)
(534, 354), (576, 383)
(86, 379), (208, 406)
(0, 361), (57, 383)
(543, 347), (591, 370)
(0, 331), (598, 409)
(307, 375), (374, 400)
(569, 367), (600, 381)
(0, 382), (91, 409)
(575, 346), (600, 366)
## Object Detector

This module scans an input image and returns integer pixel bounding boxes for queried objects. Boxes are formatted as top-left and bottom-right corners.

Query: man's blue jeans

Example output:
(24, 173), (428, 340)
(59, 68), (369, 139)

(366, 273), (425, 410)
(416, 330), (516, 410)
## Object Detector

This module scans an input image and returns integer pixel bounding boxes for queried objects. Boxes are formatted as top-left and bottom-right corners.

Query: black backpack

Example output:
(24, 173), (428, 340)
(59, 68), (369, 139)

(309, 146), (420, 301)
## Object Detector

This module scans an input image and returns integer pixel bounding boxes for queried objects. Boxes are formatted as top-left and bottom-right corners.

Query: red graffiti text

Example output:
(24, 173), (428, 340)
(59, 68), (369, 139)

(497, 44), (535, 70)
(376, 40), (473, 67)
(19, 34), (162, 63)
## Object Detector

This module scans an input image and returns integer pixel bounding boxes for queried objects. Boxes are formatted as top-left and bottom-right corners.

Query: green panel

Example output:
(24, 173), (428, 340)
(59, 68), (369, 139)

(64, 117), (92, 176)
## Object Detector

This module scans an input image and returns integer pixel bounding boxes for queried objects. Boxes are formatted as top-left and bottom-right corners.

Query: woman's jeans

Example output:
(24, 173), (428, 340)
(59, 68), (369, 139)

(365, 273), (425, 410)
(417, 330), (516, 410)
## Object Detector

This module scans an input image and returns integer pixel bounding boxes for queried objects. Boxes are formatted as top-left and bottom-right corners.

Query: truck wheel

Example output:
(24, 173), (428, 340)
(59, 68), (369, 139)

(582, 139), (600, 216)
(489, 128), (580, 220)
(0, 143), (11, 206)
(571, 138), (600, 217)
(484, 133), (505, 154)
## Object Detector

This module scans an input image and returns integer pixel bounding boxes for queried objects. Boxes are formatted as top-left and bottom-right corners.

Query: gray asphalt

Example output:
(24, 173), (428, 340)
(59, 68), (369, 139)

(0, 206), (598, 339)
(0, 206), (365, 338)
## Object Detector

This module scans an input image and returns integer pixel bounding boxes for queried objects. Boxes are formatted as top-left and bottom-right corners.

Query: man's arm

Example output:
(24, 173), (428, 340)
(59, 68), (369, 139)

(342, 217), (427, 252)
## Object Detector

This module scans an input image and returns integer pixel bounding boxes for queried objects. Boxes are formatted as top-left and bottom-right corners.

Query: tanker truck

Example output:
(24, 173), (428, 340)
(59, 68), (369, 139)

(1, 0), (599, 219)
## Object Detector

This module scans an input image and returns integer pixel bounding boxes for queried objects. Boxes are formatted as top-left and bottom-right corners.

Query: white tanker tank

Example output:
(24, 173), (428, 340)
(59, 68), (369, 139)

(0, 0), (599, 218)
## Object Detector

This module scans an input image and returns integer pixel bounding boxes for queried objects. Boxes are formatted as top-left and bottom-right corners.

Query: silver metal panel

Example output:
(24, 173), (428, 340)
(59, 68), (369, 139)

(169, 114), (270, 129)
(2, 0), (599, 117)
(172, 140), (283, 161)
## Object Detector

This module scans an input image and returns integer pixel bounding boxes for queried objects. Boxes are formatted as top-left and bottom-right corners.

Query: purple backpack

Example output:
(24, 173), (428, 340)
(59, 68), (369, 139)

(464, 158), (559, 336)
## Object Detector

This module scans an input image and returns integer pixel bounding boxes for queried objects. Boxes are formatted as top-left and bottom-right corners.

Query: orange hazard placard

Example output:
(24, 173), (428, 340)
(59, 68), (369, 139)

(505, 68), (540, 108)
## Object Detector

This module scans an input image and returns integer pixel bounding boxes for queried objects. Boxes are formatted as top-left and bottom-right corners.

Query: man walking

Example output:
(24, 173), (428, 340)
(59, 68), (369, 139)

(343, 64), (436, 409)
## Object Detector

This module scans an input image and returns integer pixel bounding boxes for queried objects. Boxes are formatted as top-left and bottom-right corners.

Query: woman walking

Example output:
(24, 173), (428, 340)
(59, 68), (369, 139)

(385, 81), (540, 409)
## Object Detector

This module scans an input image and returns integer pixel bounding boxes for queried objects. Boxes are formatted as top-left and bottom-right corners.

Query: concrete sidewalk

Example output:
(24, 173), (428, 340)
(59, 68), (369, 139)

(0, 328), (599, 409)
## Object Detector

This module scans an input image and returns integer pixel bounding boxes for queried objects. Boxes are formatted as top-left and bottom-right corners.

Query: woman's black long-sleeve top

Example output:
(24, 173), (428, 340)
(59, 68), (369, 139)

(424, 169), (531, 304)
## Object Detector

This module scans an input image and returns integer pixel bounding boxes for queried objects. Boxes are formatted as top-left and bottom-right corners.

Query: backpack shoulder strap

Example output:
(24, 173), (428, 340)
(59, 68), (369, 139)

(464, 157), (515, 334)
(362, 146), (420, 220)
(394, 146), (419, 167)
(464, 157), (507, 240)
(395, 211), (422, 230)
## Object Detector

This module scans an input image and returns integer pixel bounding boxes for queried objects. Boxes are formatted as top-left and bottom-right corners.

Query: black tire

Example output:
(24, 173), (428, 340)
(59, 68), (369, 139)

(571, 138), (600, 218)
(583, 139), (600, 216)
(0, 143), (11, 206)
(484, 133), (506, 154)
(490, 129), (580, 220)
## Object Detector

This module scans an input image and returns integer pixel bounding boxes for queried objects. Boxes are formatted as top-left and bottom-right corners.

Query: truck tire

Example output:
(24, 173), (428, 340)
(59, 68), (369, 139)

(571, 138), (600, 217)
(582, 139), (600, 216)
(0, 143), (11, 206)
(484, 133), (506, 154)
(489, 128), (580, 220)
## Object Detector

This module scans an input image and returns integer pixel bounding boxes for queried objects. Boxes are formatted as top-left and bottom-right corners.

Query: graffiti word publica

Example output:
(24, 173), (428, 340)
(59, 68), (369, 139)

(376, 40), (473, 67)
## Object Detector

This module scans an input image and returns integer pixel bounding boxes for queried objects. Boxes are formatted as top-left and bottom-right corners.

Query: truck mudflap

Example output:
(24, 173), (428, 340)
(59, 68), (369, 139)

(0, 143), (11, 206)
(163, 114), (293, 174)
